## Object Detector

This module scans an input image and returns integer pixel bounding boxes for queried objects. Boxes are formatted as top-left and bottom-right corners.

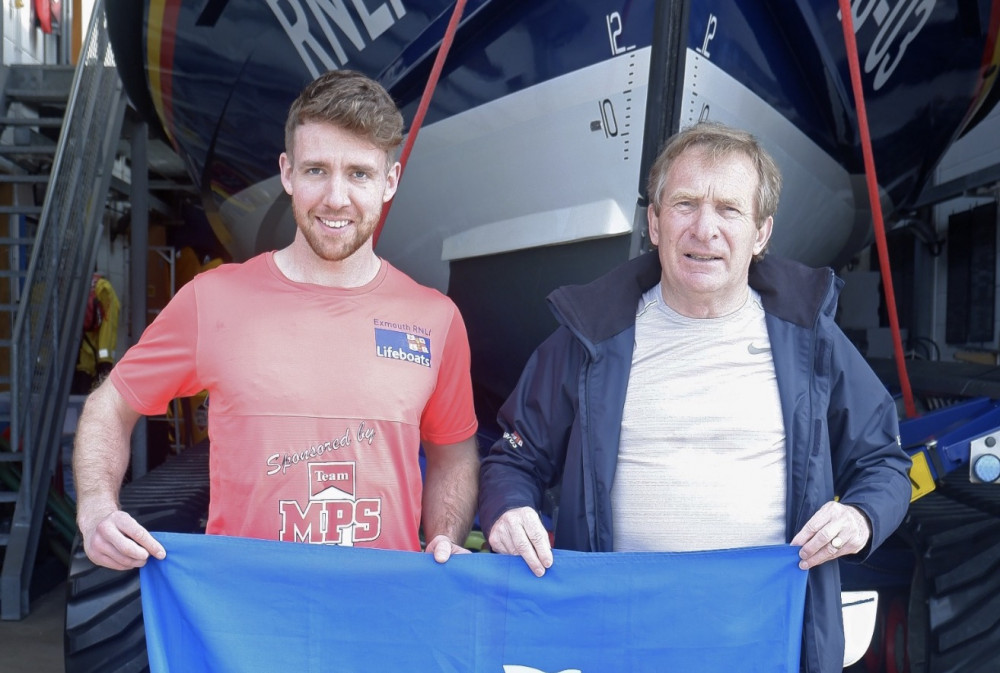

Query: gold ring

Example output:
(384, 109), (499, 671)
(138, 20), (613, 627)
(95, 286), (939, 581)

(830, 536), (844, 550)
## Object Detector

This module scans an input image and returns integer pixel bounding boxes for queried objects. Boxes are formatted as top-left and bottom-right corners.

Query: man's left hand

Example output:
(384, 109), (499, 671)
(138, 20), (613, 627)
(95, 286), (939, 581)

(790, 501), (871, 570)
(424, 534), (471, 564)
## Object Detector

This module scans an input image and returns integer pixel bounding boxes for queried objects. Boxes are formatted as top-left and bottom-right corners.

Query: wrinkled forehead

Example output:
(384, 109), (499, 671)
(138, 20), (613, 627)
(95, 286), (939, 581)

(665, 146), (758, 194)
(675, 143), (755, 173)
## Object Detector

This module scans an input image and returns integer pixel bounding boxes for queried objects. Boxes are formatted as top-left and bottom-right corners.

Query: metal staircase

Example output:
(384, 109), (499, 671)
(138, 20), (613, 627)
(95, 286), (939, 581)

(0, 1), (126, 620)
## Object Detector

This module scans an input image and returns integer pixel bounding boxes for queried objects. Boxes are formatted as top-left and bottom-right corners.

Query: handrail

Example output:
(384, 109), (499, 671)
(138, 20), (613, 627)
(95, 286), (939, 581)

(2, 0), (126, 619)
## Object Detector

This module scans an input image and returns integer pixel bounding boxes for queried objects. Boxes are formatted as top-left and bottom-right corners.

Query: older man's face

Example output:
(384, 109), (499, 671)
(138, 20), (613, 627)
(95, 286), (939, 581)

(648, 146), (772, 318)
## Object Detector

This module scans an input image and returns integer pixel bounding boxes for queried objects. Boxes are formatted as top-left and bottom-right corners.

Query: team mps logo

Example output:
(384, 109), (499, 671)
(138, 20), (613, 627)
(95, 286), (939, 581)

(374, 327), (432, 367)
(278, 462), (382, 545)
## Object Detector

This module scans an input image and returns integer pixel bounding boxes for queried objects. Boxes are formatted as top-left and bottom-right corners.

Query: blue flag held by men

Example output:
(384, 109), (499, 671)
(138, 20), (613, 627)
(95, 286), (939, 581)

(140, 532), (807, 672)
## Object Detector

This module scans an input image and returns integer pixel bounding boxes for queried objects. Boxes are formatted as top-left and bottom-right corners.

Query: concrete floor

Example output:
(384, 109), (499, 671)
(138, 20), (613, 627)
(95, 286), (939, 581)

(0, 581), (66, 673)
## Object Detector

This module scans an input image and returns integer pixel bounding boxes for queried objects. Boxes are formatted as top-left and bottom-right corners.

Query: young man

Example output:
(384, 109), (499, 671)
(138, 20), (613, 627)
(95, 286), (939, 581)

(74, 70), (479, 569)
(478, 122), (911, 673)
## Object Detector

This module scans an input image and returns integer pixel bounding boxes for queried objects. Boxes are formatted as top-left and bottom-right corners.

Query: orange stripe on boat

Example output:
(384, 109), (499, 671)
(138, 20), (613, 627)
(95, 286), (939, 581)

(147, 0), (181, 147)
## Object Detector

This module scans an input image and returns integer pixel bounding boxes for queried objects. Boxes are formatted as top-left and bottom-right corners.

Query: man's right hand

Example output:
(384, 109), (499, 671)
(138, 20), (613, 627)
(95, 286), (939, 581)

(486, 506), (553, 577)
(78, 507), (165, 570)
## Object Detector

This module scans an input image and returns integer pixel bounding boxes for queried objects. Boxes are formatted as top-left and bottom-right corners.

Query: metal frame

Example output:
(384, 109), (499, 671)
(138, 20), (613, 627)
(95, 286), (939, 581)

(2, 0), (126, 620)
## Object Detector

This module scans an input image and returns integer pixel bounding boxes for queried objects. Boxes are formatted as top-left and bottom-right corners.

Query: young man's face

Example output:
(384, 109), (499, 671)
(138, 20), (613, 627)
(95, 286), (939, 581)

(648, 146), (772, 318)
(279, 121), (400, 264)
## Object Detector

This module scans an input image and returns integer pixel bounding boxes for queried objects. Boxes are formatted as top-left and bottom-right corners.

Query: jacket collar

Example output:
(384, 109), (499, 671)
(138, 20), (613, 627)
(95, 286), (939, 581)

(548, 251), (838, 344)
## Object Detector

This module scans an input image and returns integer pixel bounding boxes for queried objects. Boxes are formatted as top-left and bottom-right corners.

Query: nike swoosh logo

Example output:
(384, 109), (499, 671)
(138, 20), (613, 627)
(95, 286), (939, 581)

(747, 343), (770, 355)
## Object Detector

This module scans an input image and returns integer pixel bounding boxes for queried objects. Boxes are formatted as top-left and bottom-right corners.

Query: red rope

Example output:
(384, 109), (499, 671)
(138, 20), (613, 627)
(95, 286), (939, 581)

(374, 0), (468, 247)
(838, 0), (917, 418)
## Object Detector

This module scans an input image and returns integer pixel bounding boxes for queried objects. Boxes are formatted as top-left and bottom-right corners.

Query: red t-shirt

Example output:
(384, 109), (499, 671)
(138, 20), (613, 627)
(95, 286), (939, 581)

(111, 253), (477, 550)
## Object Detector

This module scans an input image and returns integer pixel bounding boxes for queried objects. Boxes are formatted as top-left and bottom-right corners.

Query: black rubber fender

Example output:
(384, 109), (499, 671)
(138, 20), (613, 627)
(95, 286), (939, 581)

(903, 471), (1000, 673)
(64, 442), (210, 673)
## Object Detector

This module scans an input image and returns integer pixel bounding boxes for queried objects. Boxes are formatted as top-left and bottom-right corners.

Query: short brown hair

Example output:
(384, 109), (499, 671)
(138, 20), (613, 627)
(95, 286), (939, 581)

(646, 122), (781, 260)
(284, 70), (404, 160)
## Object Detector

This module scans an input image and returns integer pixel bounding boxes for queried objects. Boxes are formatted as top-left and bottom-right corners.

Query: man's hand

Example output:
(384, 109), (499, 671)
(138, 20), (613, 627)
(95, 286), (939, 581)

(72, 380), (153, 570)
(424, 534), (471, 563)
(78, 506), (165, 571)
(487, 506), (553, 577)
(421, 438), (478, 564)
(790, 501), (871, 570)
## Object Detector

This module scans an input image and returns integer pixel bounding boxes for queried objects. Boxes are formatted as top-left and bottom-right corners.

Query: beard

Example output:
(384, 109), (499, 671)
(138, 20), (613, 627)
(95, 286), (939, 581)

(294, 206), (378, 262)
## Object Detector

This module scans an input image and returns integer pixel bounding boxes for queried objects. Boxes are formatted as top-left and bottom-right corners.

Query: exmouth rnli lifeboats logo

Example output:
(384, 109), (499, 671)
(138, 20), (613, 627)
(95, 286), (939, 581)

(374, 327), (431, 367)
(278, 462), (382, 545)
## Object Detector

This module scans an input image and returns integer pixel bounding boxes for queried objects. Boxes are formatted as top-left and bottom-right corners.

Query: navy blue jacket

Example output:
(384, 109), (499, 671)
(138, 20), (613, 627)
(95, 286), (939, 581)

(479, 252), (912, 673)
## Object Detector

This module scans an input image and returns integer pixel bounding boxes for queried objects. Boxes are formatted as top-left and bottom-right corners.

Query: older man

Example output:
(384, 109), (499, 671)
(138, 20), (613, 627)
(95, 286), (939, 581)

(478, 121), (911, 673)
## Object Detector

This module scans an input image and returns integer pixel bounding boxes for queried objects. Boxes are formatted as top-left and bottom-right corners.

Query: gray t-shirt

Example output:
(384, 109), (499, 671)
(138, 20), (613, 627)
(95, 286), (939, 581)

(612, 284), (787, 552)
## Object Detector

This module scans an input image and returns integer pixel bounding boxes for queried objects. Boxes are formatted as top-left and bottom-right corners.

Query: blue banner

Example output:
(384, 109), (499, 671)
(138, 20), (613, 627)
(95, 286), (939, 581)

(140, 533), (806, 672)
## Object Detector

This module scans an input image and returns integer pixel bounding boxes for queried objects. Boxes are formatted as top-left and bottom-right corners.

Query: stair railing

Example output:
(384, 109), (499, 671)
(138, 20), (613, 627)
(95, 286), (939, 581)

(1, 0), (126, 620)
